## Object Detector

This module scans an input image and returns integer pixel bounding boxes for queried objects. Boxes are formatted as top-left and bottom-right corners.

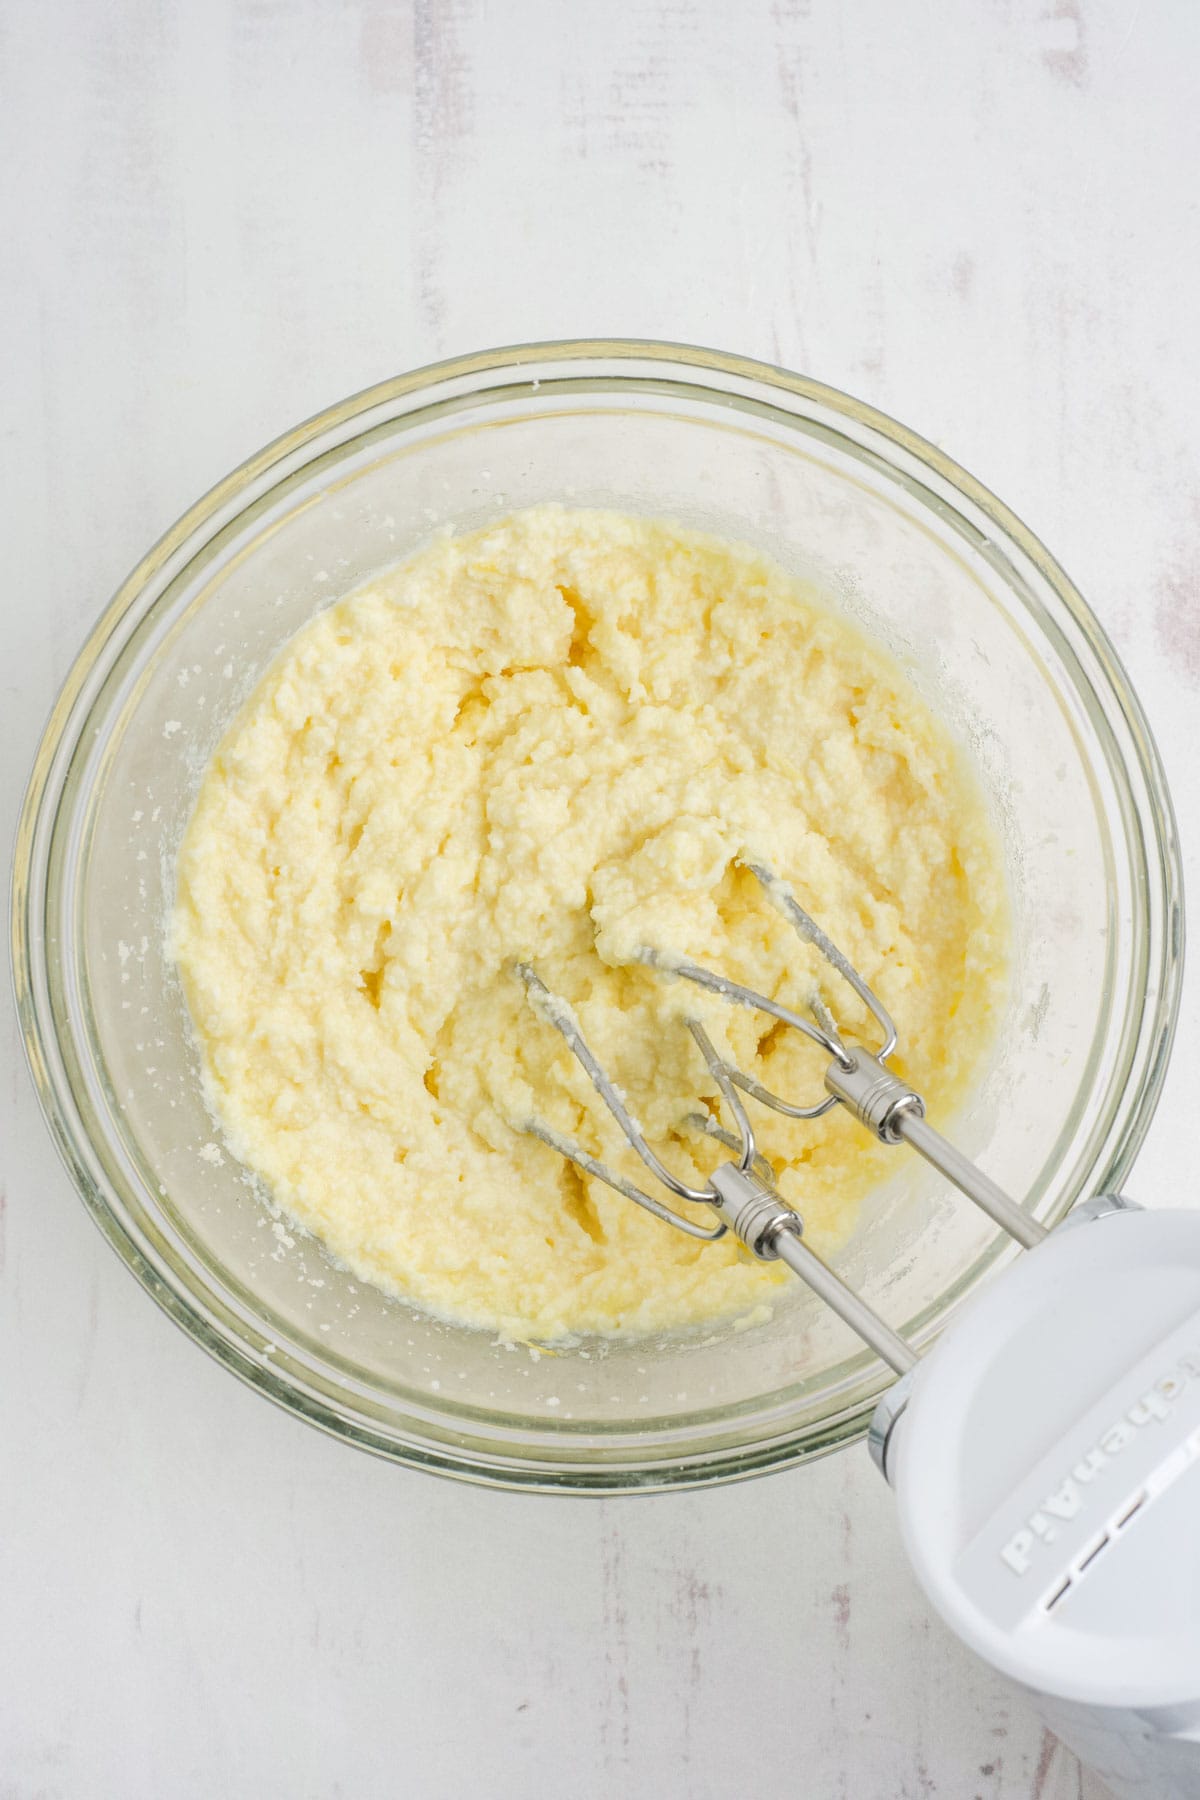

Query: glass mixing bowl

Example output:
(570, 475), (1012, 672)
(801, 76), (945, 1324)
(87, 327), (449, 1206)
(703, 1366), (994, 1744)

(11, 342), (1184, 1490)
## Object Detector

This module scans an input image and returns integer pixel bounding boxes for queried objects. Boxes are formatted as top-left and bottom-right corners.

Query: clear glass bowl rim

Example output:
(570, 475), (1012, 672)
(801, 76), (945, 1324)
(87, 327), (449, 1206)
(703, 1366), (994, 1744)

(10, 338), (1186, 1492)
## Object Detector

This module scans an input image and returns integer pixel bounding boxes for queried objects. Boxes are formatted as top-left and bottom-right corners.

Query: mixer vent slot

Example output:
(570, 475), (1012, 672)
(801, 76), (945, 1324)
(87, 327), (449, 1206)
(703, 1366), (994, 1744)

(1076, 1533), (1110, 1574)
(1115, 1492), (1146, 1531)
(1045, 1576), (1072, 1612)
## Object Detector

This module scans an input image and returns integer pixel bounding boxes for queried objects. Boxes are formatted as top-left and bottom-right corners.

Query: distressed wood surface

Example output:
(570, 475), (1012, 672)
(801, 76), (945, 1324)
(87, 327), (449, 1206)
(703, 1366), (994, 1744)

(2, 2), (1198, 1796)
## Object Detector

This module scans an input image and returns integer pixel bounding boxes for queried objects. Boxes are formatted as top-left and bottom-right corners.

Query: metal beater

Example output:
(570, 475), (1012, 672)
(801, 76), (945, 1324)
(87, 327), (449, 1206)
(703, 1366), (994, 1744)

(516, 859), (1045, 1377)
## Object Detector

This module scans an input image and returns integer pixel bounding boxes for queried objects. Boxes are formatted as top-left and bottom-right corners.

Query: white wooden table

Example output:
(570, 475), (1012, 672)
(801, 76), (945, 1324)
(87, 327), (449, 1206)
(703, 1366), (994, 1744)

(3, 3), (1198, 1795)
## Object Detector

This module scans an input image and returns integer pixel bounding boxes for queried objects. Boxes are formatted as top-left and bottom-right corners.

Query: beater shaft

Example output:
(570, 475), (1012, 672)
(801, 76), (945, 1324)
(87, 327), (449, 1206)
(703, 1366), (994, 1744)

(708, 1161), (918, 1374)
(892, 1113), (1046, 1251)
(772, 1231), (919, 1374)
(825, 1045), (1047, 1250)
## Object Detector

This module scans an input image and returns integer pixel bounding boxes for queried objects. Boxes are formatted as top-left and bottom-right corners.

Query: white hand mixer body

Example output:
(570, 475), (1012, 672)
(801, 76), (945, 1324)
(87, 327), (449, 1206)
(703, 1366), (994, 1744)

(518, 864), (1200, 1800)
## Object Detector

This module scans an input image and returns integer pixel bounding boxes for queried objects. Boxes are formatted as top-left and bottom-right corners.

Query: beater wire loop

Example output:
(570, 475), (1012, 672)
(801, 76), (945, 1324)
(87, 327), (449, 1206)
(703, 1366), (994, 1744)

(515, 963), (729, 1240)
(634, 862), (897, 1121)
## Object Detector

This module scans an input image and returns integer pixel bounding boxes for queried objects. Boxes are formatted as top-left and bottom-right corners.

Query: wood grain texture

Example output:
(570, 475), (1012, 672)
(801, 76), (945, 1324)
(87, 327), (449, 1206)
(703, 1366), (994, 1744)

(2, 1), (1198, 1795)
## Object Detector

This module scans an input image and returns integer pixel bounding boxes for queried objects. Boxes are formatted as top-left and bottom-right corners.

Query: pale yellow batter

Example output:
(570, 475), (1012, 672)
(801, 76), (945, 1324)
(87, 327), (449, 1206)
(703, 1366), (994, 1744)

(173, 507), (1005, 1339)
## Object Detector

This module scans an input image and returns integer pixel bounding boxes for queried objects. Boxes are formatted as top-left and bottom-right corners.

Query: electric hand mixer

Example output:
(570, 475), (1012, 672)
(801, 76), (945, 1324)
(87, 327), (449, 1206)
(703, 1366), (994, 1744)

(518, 863), (1200, 1800)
